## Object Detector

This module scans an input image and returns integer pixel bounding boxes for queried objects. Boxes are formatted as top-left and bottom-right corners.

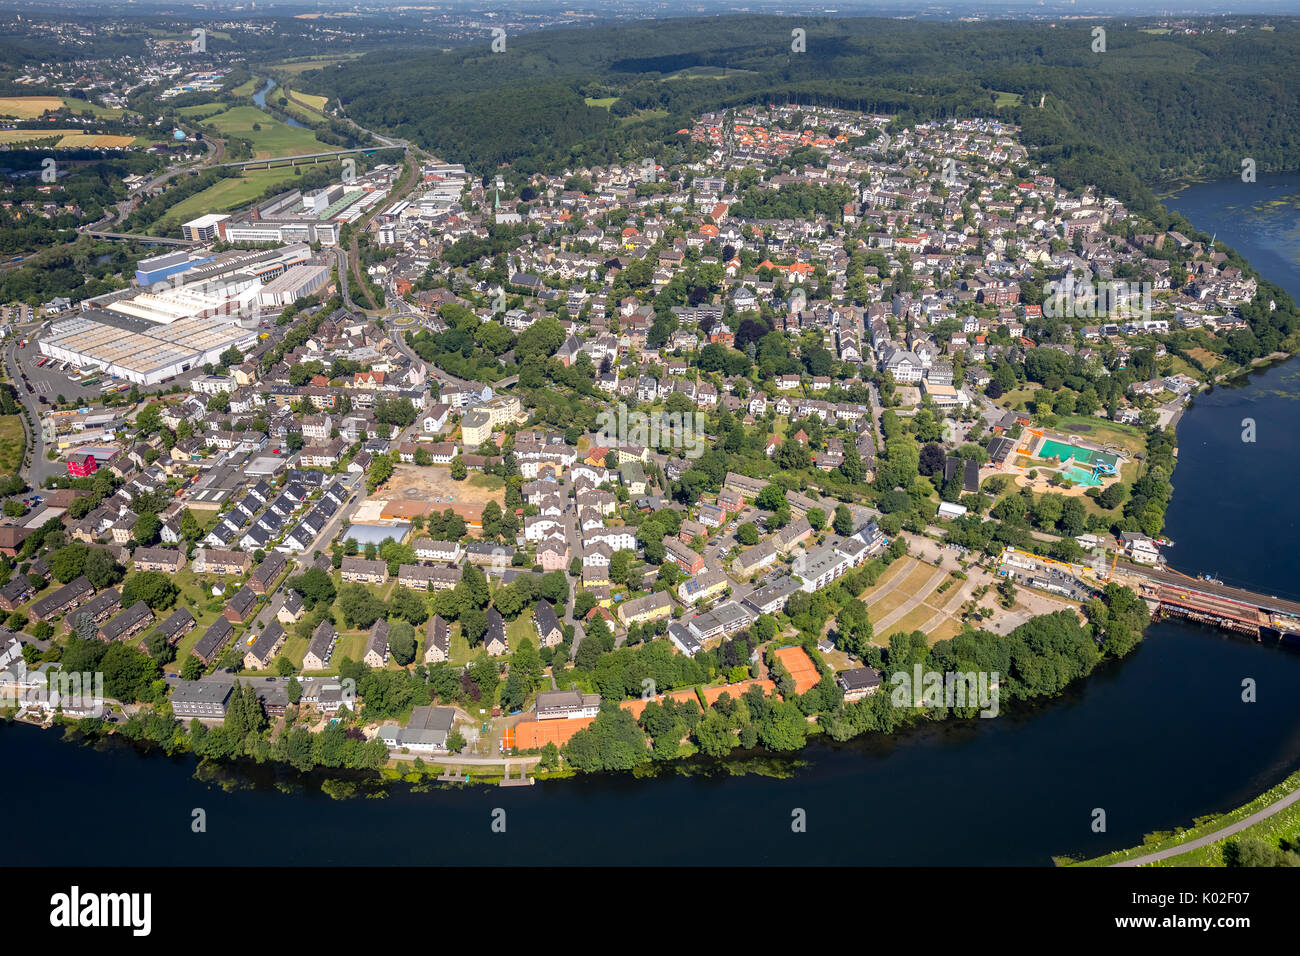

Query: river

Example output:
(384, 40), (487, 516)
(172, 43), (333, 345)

(3, 177), (1300, 866)
(252, 77), (310, 130)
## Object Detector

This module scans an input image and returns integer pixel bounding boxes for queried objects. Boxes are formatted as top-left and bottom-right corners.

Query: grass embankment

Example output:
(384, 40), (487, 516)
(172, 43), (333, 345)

(1063, 769), (1300, 866)
(151, 168), (310, 233)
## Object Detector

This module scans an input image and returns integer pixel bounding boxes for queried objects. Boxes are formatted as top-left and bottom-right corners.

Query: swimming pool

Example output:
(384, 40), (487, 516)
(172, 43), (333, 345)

(1061, 464), (1104, 487)
(1035, 438), (1118, 487)
(1037, 439), (1118, 469)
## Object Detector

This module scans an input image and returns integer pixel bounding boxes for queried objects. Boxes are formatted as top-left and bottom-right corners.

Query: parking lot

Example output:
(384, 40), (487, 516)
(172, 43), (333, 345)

(11, 340), (120, 405)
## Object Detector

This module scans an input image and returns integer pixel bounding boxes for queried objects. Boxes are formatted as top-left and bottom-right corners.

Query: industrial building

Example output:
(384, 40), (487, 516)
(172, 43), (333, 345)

(134, 249), (215, 287)
(257, 262), (332, 308)
(39, 309), (258, 386)
(180, 214), (230, 242)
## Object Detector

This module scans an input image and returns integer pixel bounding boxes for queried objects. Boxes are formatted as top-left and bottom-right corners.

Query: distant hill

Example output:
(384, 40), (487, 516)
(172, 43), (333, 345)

(305, 15), (1300, 211)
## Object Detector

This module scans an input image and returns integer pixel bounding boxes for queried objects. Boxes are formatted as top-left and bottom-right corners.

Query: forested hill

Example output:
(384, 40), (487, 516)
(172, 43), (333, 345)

(306, 15), (1300, 200)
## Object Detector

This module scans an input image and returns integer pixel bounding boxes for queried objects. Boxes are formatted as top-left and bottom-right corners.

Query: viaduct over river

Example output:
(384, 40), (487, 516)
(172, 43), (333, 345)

(1116, 561), (1300, 640)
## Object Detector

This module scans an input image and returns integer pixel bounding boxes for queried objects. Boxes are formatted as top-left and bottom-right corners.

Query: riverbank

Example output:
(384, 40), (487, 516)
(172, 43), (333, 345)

(1063, 768), (1300, 867)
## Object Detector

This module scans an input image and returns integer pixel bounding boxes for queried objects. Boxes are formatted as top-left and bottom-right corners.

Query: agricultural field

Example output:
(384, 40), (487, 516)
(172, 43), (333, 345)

(52, 133), (136, 148)
(0, 129), (68, 145)
(584, 96), (618, 109)
(0, 95), (64, 118)
(267, 54), (363, 76)
(291, 90), (329, 111)
(230, 76), (262, 97)
(0, 96), (119, 120)
(196, 104), (321, 159)
(0, 129), (134, 148)
(275, 90), (324, 125)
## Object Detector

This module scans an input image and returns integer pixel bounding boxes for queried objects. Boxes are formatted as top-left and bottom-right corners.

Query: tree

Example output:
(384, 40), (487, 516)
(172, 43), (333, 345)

(121, 571), (179, 611)
(833, 504), (853, 537)
(461, 607), (487, 646)
(179, 509), (203, 542)
(388, 620), (417, 666)
(736, 522), (759, 546)
(563, 705), (648, 772)
(756, 484), (786, 511)
(132, 512), (161, 547)
(180, 653), (203, 681)
(50, 542), (89, 583)
(389, 586), (429, 626)
(84, 548), (124, 589)
(336, 583), (386, 629)
(449, 456), (467, 481)
(367, 453), (394, 492)
(288, 567), (336, 608)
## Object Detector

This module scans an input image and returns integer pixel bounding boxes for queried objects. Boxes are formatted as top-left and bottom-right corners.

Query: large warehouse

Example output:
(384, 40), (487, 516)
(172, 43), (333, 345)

(38, 310), (258, 386)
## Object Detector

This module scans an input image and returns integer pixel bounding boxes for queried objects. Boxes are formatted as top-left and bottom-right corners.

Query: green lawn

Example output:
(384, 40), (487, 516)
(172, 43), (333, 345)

(620, 109), (668, 125)
(468, 472), (504, 492)
(1051, 415), (1146, 455)
(152, 168), (308, 232)
(447, 624), (474, 666)
(0, 415), (24, 478)
(506, 612), (536, 651)
(62, 98), (123, 119)
(198, 105), (322, 159)
(584, 96), (618, 109)
(176, 101), (227, 118)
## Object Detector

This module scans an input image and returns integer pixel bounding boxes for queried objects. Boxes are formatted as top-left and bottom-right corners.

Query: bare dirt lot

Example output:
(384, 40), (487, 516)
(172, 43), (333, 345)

(386, 464), (506, 506)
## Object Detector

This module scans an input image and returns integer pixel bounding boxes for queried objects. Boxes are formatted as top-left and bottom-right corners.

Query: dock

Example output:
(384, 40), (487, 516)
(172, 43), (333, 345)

(498, 761), (535, 787)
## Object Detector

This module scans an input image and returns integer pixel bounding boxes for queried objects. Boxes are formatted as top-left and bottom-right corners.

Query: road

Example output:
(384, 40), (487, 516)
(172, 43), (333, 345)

(2, 337), (57, 488)
(297, 470), (365, 569)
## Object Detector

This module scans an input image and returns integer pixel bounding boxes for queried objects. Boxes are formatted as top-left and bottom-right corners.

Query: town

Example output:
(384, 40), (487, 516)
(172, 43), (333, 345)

(0, 89), (1273, 779)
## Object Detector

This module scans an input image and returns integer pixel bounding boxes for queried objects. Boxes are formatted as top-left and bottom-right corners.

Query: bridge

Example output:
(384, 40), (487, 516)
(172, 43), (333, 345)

(80, 230), (198, 247)
(1118, 562), (1300, 639)
(218, 146), (401, 171)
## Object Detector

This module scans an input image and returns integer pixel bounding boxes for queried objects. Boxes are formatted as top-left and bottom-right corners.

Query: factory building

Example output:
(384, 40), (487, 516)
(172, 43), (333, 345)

(38, 310), (257, 386)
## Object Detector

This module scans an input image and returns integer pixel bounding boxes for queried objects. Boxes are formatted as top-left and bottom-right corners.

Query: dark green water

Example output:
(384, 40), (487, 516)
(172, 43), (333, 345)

(3, 176), (1300, 866)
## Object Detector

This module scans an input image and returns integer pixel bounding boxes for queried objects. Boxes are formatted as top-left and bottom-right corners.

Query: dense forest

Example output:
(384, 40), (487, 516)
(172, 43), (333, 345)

(308, 15), (1300, 194)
